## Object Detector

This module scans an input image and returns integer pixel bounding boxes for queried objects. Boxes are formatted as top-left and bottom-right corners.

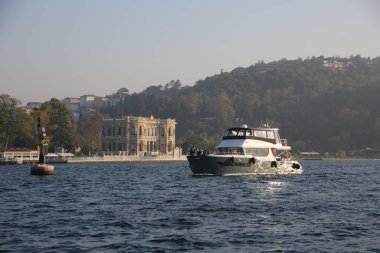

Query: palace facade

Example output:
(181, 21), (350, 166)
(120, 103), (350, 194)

(101, 116), (176, 156)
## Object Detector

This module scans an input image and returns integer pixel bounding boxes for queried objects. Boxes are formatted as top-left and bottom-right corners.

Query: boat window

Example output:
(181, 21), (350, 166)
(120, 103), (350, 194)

(275, 131), (281, 143)
(244, 148), (270, 157)
(237, 130), (245, 136)
(254, 130), (267, 138)
(225, 130), (237, 136)
(266, 131), (275, 139)
(217, 147), (244, 155)
(246, 130), (253, 136)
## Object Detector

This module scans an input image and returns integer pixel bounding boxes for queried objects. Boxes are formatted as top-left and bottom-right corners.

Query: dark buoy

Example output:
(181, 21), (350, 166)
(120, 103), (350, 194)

(31, 116), (54, 175)
(31, 163), (55, 175)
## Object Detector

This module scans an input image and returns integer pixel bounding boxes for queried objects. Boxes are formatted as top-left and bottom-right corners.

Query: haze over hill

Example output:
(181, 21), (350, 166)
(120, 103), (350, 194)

(1, 1), (379, 103)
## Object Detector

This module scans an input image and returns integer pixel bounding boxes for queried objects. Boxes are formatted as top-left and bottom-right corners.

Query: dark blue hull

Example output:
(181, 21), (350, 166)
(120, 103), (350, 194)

(187, 155), (302, 175)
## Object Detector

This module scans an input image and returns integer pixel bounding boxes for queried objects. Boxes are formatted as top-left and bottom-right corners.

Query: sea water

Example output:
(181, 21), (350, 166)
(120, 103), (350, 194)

(0, 160), (379, 252)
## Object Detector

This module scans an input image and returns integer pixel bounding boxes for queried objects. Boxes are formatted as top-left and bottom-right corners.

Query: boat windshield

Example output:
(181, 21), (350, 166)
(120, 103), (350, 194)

(223, 128), (282, 144)
(253, 130), (275, 139)
(224, 128), (277, 140)
(216, 147), (244, 155)
(225, 129), (239, 136)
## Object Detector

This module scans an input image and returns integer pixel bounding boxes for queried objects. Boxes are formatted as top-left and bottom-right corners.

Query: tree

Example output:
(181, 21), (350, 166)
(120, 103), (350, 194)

(0, 94), (21, 147)
(77, 114), (103, 155)
(39, 98), (77, 152)
(104, 56), (380, 153)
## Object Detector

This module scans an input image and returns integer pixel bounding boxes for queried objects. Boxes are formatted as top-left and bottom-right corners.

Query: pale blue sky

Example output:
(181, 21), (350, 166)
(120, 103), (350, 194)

(0, 0), (379, 104)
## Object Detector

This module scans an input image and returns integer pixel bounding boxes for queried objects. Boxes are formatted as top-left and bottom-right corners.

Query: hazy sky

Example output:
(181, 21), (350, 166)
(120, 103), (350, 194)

(0, 0), (379, 104)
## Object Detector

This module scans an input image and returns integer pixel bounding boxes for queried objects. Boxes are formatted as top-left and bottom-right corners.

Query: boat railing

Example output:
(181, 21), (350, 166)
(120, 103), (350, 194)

(215, 151), (245, 155)
(276, 150), (293, 161)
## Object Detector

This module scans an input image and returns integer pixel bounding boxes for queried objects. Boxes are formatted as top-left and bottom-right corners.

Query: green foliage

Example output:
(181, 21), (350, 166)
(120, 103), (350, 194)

(77, 113), (103, 155)
(0, 94), (35, 148)
(38, 98), (77, 152)
(107, 56), (380, 153)
(3, 56), (380, 154)
(0, 94), (19, 147)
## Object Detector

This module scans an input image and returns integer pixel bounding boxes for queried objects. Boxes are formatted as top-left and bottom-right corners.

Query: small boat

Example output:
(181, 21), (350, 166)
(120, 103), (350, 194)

(187, 123), (302, 176)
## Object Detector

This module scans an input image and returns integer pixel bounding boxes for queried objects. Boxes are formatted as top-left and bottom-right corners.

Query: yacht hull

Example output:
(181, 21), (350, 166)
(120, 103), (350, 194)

(187, 155), (302, 176)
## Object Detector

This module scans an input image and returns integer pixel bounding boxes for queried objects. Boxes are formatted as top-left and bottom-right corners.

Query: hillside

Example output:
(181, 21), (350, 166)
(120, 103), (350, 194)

(107, 55), (380, 154)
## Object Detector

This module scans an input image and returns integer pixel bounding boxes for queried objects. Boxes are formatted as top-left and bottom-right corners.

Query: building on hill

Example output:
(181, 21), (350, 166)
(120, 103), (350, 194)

(80, 95), (97, 108)
(24, 102), (42, 114)
(93, 96), (108, 110)
(61, 97), (80, 122)
(61, 97), (80, 112)
(100, 116), (176, 156)
(323, 60), (351, 70)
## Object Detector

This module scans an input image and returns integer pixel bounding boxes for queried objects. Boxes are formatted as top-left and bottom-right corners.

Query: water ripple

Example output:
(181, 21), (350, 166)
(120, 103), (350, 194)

(1, 161), (380, 252)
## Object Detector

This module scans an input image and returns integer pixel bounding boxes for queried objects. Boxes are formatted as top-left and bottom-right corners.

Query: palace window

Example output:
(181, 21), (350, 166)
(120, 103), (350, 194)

(168, 141), (172, 152)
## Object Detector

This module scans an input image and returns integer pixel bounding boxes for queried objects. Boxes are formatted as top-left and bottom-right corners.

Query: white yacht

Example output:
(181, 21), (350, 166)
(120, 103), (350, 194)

(187, 124), (302, 176)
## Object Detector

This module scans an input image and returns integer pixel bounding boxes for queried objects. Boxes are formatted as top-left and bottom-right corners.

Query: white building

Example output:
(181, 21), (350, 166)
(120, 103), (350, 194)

(101, 116), (176, 156)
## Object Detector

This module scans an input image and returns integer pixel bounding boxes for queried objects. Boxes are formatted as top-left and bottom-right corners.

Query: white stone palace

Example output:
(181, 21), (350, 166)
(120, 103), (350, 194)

(100, 116), (176, 156)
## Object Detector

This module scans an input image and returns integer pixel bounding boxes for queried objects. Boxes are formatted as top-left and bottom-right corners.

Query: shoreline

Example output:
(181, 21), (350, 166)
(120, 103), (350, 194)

(67, 159), (187, 164)
(67, 155), (188, 164)
(301, 158), (380, 161)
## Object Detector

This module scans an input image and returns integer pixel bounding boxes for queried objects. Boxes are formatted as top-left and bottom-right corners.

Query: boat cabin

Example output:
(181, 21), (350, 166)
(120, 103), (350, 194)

(222, 127), (282, 145)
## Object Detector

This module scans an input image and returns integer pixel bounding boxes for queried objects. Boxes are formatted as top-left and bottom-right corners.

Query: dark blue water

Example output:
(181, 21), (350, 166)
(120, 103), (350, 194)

(1, 160), (379, 252)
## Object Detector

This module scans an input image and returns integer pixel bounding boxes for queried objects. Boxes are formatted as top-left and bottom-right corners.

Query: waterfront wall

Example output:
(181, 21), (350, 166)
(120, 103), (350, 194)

(67, 155), (187, 164)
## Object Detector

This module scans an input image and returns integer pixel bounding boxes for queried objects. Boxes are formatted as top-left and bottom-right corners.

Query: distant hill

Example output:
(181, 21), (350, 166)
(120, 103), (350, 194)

(107, 55), (380, 154)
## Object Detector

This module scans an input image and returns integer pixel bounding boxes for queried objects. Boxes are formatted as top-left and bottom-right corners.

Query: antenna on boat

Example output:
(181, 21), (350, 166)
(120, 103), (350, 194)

(259, 121), (269, 128)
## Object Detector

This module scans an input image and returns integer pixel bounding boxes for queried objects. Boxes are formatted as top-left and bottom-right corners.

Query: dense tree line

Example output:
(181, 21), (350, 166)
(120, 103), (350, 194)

(107, 56), (380, 153)
(0, 97), (102, 154)
(0, 94), (35, 148)
(1, 55), (379, 155)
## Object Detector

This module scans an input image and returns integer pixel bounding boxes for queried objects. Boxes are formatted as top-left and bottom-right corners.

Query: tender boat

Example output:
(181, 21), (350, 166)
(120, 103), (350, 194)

(187, 123), (302, 176)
